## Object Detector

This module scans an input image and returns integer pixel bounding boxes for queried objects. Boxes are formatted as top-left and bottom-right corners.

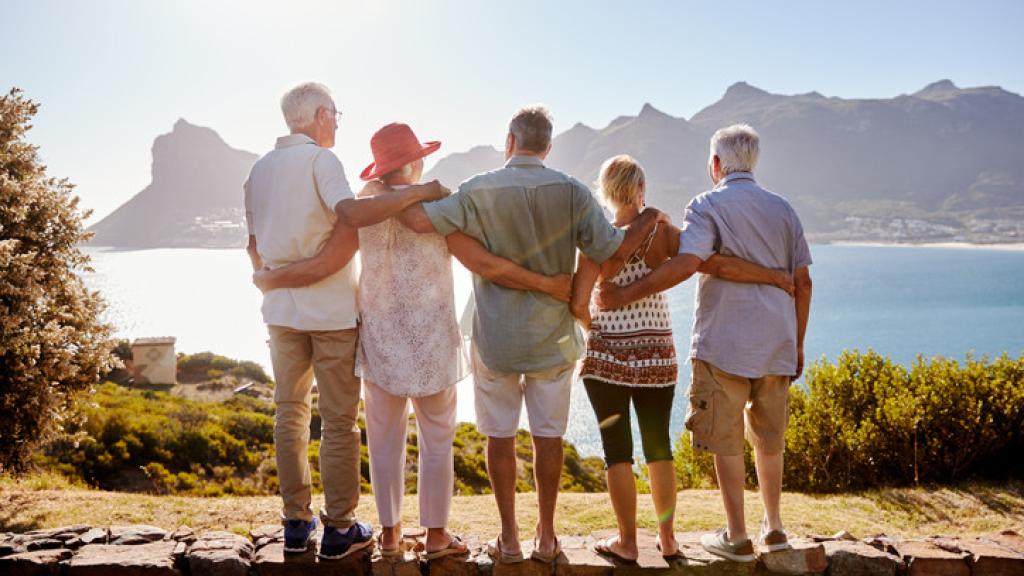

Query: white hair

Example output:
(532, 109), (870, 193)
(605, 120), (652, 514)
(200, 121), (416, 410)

(280, 82), (334, 131)
(710, 124), (760, 174)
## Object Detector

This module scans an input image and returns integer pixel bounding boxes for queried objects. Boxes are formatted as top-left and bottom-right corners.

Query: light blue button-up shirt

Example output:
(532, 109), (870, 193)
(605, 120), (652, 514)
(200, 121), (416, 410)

(424, 155), (624, 373)
(679, 171), (812, 378)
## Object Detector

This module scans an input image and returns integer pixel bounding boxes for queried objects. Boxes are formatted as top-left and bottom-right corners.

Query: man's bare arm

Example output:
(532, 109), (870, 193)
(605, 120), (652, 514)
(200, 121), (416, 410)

(793, 266), (812, 380)
(699, 255), (795, 296)
(246, 235), (263, 272)
(596, 253), (703, 310)
(599, 208), (669, 278)
(252, 223), (358, 292)
(570, 252), (601, 329)
(446, 232), (570, 302)
(396, 202), (437, 233)
(334, 180), (448, 228)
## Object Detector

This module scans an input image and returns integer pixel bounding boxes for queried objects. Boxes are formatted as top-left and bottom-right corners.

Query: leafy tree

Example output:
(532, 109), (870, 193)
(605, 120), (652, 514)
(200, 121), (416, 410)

(0, 88), (116, 472)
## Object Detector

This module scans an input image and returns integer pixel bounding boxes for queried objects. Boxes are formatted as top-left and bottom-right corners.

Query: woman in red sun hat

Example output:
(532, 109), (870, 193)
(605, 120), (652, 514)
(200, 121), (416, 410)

(254, 123), (571, 559)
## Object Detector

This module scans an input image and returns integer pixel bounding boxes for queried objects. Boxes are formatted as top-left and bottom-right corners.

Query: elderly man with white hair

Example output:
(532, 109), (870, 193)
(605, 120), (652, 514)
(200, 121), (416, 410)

(598, 124), (813, 563)
(244, 82), (448, 559)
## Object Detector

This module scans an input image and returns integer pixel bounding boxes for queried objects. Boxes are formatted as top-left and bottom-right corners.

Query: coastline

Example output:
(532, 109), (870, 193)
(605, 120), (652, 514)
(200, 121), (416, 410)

(822, 240), (1024, 252)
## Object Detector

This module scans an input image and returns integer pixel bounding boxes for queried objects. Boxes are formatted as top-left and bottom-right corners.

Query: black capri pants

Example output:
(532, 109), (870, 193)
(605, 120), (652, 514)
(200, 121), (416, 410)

(583, 378), (675, 466)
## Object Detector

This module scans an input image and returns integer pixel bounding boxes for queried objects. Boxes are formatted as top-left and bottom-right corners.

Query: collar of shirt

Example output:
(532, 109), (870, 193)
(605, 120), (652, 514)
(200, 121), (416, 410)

(505, 155), (545, 168)
(723, 171), (755, 184)
(275, 133), (317, 149)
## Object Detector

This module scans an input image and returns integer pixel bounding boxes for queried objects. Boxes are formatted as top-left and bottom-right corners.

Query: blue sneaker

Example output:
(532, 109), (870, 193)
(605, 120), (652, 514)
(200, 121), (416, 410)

(318, 521), (374, 560)
(283, 517), (318, 553)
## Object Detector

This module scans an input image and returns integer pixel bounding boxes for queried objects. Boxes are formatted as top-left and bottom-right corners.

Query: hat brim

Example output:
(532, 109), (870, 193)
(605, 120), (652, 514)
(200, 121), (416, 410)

(360, 141), (442, 181)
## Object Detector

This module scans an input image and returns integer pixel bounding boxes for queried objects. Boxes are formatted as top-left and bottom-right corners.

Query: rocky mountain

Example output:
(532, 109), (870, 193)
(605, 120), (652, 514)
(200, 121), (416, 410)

(90, 81), (1024, 248)
(88, 119), (257, 248)
(424, 80), (1024, 243)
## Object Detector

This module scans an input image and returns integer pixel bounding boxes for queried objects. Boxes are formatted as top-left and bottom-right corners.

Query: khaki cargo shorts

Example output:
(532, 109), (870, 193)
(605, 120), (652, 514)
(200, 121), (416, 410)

(685, 359), (791, 456)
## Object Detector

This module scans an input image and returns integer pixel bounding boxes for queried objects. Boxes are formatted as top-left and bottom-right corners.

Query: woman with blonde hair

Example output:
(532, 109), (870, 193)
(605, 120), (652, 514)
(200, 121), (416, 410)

(571, 155), (791, 563)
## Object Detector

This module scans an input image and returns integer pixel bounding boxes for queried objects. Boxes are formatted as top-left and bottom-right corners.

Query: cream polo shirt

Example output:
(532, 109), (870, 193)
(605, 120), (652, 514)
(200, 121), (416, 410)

(244, 133), (358, 331)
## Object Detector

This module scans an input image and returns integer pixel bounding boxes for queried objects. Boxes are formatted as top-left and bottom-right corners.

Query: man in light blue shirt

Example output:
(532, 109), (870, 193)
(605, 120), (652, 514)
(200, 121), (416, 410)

(401, 105), (666, 563)
(598, 124), (813, 562)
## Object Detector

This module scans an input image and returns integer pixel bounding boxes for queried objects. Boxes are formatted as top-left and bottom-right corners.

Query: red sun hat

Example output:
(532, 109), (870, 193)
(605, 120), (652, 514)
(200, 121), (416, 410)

(360, 123), (441, 181)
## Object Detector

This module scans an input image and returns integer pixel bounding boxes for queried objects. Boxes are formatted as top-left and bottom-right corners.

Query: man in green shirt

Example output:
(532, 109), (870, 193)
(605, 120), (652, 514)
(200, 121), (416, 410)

(400, 105), (665, 564)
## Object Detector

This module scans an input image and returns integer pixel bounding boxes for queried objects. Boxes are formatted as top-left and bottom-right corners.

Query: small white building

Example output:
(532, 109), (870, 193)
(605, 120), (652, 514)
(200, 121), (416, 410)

(131, 337), (177, 385)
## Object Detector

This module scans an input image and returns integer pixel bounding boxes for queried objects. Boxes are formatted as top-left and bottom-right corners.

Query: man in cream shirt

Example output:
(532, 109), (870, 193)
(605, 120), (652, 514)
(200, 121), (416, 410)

(244, 82), (447, 559)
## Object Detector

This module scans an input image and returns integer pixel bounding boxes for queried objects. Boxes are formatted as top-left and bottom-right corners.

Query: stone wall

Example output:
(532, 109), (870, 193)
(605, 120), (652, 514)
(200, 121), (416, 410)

(1, 523), (1022, 575)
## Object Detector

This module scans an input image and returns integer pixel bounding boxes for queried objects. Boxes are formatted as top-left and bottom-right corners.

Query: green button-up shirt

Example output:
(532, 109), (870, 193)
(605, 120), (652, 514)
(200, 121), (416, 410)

(424, 155), (624, 373)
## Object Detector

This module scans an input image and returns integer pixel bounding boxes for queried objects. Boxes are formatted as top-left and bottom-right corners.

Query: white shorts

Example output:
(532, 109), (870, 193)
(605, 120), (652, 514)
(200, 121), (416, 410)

(471, 347), (574, 438)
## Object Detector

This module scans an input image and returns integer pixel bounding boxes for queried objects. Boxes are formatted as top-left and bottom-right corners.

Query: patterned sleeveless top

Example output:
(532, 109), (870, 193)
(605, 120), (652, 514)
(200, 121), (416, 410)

(580, 226), (677, 387)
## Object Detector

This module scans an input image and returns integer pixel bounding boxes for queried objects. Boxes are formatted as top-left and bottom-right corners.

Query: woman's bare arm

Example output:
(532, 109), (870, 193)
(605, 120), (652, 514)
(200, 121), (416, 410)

(252, 223), (358, 292)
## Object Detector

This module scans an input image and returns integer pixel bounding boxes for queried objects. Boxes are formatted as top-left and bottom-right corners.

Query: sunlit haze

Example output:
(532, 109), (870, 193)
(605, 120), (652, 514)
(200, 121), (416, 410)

(3, 0), (1023, 223)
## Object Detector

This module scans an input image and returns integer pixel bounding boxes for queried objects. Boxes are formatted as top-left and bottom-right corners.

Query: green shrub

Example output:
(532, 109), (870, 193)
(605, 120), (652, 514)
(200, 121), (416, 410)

(677, 351), (1024, 492)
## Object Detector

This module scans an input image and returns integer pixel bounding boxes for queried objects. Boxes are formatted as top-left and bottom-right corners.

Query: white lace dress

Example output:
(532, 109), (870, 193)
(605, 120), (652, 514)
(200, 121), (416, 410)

(354, 212), (468, 398)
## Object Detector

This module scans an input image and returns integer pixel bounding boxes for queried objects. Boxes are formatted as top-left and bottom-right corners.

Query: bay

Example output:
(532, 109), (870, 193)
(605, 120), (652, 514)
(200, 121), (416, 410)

(81, 244), (1024, 458)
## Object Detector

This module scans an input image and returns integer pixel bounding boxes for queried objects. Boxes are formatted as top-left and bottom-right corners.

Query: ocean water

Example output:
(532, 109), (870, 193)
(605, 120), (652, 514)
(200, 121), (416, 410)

(81, 244), (1024, 457)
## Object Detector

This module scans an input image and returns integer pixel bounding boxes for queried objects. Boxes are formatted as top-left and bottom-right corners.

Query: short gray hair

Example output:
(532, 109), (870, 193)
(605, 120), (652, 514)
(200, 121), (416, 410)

(509, 105), (553, 153)
(710, 124), (760, 174)
(280, 82), (334, 131)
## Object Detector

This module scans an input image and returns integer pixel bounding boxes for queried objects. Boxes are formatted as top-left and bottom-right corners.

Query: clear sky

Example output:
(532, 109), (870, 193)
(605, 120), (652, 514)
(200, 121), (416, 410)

(3, 0), (1023, 223)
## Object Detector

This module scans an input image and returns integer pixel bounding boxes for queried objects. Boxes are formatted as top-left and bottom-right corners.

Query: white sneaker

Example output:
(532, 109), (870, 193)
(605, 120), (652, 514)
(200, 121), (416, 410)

(757, 520), (791, 552)
(700, 528), (756, 562)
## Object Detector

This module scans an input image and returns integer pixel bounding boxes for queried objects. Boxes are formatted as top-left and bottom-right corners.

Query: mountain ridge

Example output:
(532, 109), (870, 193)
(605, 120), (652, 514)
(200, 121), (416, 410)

(89, 80), (1024, 248)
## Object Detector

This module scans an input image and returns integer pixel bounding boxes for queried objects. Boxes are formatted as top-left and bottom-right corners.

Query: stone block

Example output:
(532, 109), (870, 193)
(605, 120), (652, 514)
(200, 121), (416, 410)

(934, 538), (1024, 576)
(896, 540), (970, 576)
(25, 538), (64, 551)
(251, 525), (284, 542)
(428, 553), (482, 575)
(0, 548), (72, 576)
(758, 540), (827, 575)
(187, 531), (254, 576)
(67, 527), (109, 548)
(67, 541), (179, 576)
(251, 540), (372, 575)
(168, 526), (196, 544)
(823, 540), (900, 576)
(373, 553), (424, 576)
(109, 524), (168, 545)
(25, 524), (92, 541)
(979, 530), (1024, 556)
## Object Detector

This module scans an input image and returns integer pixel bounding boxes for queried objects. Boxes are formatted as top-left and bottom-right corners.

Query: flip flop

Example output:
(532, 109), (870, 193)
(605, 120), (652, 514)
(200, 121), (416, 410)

(593, 537), (638, 564)
(486, 535), (524, 564)
(376, 532), (401, 558)
(424, 535), (469, 560)
(530, 537), (562, 563)
(657, 540), (686, 561)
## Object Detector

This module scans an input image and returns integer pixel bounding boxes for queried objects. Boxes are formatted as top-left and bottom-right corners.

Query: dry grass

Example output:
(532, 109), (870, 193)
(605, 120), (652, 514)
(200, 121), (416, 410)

(2, 475), (1022, 539)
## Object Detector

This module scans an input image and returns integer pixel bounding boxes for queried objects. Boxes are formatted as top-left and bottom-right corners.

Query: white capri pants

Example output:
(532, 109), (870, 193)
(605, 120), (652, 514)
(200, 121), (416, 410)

(363, 379), (456, 528)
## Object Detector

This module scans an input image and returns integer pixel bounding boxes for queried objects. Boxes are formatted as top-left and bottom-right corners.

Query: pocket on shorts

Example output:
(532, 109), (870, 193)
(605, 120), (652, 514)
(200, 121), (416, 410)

(684, 390), (714, 436)
(685, 361), (717, 437)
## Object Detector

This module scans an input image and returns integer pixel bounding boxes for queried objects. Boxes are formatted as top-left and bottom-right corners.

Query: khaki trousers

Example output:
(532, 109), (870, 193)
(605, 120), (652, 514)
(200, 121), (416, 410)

(269, 325), (361, 528)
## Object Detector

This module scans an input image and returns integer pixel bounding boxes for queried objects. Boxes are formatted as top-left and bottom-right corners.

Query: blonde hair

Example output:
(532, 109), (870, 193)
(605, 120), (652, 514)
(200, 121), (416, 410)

(598, 155), (646, 209)
(710, 124), (760, 174)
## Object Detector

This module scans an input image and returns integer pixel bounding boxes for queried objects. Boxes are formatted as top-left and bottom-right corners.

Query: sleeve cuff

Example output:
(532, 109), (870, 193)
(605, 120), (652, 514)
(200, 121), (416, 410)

(587, 228), (625, 264)
(423, 201), (458, 236)
(678, 241), (715, 262)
